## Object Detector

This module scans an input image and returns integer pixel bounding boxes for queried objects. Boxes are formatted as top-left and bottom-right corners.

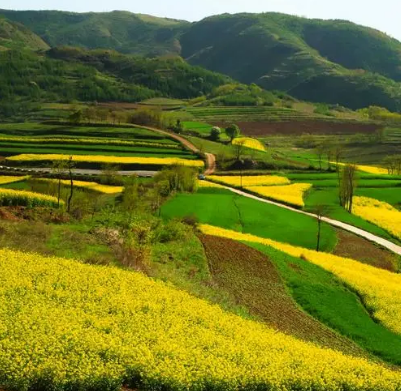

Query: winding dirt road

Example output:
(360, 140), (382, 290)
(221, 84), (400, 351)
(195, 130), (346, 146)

(135, 125), (216, 174)
(213, 182), (401, 257)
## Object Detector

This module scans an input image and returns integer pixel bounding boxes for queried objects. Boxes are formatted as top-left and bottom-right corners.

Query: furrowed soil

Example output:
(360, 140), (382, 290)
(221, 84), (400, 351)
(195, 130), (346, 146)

(214, 121), (382, 136)
(334, 229), (400, 272)
(199, 234), (365, 356)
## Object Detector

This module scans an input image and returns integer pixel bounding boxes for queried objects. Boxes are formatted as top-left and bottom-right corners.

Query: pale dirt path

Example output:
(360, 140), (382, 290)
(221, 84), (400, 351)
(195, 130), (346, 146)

(213, 183), (401, 257)
(135, 125), (216, 174)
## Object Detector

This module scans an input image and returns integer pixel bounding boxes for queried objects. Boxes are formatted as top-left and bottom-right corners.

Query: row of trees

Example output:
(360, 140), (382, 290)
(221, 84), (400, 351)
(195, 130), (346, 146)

(383, 155), (401, 175)
(209, 124), (241, 142)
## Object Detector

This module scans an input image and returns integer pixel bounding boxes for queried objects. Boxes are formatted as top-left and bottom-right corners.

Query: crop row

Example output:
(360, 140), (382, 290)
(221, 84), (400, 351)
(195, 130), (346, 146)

(0, 188), (61, 207)
(1, 247), (401, 390)
(0, 137), (180, 149)
(246, 183), (312, 207)
(6, 154), (205, 168)
(38, 179), (124, 195)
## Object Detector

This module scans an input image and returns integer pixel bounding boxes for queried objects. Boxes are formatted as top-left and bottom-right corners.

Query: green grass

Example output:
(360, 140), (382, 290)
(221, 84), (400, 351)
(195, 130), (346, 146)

(161, 188), (337, 251)
(0, 123), (176, 143)
(249, 242), (401, 365)
(304, 188), (399, 243)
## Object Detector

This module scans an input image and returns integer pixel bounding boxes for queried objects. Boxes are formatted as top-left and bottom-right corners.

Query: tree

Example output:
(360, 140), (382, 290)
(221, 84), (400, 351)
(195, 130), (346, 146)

(234, 139), (246, 161)
(383, 155), (401, 175)
(226, 124), (241, 142)
(338, 164), (358, 213)
(122, 175), (139, 219)
(67, 156), (75, 213)
(52, 160), (68, 208)
(316, 144), (325, 171)
(333, 143), (344, 172)
(68, 110), (82, 125)
(210, 126), (221, 141)
(314, 205), (329, 252)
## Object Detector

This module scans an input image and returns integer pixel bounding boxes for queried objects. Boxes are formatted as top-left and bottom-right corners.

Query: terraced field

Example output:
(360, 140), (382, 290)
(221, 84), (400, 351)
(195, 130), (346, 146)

(0, 123), (203, 169)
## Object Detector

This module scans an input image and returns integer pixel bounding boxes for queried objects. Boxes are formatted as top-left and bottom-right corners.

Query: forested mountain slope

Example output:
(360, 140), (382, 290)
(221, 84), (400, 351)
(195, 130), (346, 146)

(2, 9), (401, 110)
(181, 13), (401, 111)
(0, 9), (188, 55)
(0, 16), (49, 50)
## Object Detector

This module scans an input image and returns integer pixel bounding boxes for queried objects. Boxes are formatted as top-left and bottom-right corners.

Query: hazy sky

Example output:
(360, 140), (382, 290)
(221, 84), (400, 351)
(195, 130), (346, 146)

(2, 0), (401, 41)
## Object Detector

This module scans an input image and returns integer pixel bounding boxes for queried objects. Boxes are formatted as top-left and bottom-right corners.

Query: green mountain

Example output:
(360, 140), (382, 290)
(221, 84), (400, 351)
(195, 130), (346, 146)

(0, 9), (187, 55)
(0, 16), (49, 50)
(180, 13), (401, 111)
(0, 46), (231, 113)
(2, 9), (401, 111)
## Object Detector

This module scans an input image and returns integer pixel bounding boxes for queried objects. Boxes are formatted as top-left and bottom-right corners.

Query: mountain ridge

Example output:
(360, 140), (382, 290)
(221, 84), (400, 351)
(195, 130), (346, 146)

(2, 9), (401, 110)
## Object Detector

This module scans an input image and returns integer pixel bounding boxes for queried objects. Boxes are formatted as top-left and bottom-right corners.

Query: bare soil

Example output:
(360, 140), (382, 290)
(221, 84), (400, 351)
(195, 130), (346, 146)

(199, 234), (365, 356)
(214, 120), (382, 136)
(334, 229), (399, 272)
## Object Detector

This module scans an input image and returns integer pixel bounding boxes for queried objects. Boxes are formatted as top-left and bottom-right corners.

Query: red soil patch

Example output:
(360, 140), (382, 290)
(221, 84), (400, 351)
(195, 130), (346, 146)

(334, 230), (399, 272)
(199, 234), (365, 356)
(214, 120), (382, 136)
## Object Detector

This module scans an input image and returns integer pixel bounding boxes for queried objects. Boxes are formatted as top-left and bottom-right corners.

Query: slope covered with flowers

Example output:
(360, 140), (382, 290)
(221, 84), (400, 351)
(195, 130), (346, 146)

(207, 175), (290, 187)
(6, 154), (204, 168)
(246, 183), (312, 207)
(353, 196), (401, 240)
(232, 137), (266, 152)
(0, 176), (29, 185)
(0, 188), (61, 207)
(1, 248), (401, 390)
(39, 178), (124, 194)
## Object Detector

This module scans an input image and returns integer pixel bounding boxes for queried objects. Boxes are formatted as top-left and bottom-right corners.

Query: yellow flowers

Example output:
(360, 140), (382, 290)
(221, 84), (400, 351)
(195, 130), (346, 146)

(352, 196), (401, 240)
(0, 188), (62, 207)
(232, 137), (266, 152)
(0, 136), (179, 149)
(6, 154), (205, 168)
(39, 179), (124, 194)
(246, 183), (312, 207)
(0, 175), (29, 185)
(335, 162), (388, 175)
(208, 175), (290, 187)
(200, 224), (401, 338)
(197, 180), (225, 189)
(1, 247), (401, 390)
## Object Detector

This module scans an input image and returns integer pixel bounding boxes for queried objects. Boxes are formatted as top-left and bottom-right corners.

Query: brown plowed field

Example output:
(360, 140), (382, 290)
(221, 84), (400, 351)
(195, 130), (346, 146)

(334, 230), (399, 272)
(199, 234), (365, 357)
(214, 120), (382, 136)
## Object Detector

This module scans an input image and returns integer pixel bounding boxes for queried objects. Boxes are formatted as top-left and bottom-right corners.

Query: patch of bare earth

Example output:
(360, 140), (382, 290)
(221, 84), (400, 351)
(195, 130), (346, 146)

(199, 234), (365, 357)
(334, 229), (399, 272)
(214, 121), (382, 136)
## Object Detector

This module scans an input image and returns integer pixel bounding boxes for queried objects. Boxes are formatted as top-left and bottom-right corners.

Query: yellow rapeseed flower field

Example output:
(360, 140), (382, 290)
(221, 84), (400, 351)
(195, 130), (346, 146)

(352, 196), (401, 240)
(335, 162), (388, 175)
(0, 175), (29, 185)
(6, 154), (204, 168)
(246, 183), (312, 207)
(1, 247), (401, 390)
(207, 175), (290, 187)
(39, 179), (124, 194)
(232, 137), (266, 152)
(0, 137), (179, 149)
(197, 180), (225, 189)
(0, 188), (62, 207)
(200, 224), (401, 337)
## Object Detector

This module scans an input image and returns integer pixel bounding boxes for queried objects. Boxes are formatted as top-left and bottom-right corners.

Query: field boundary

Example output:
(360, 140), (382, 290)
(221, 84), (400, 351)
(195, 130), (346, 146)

(209, 181), (401, 256)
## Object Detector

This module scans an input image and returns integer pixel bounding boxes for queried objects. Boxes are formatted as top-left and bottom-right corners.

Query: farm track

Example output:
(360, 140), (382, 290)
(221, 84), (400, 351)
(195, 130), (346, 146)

(199, 234), (366, 357)
(212, 182), (401, 256)
(134, 124), (216, 174)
